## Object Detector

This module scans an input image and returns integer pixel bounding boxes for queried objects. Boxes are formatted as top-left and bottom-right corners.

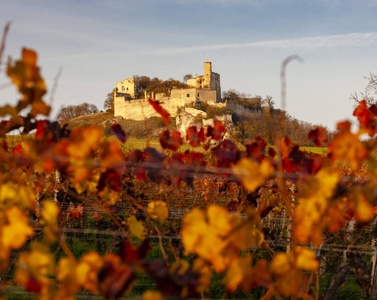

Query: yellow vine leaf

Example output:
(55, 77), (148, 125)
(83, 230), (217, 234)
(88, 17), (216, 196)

(56, 257), (83, 297)
(56, 253), (102, 297)
(67, 127), (102, 159)
(1, 207), (34, 260)
(228, 213), (264, 250)
(127, 215), (146, 240)
(181, 205), (264, 272)
(147, 201), (168, 221)
(143, 290), (164, 300)
(295, 247), (319, 272)
(181, 205), (231, 272)
(41, 201), (59, 224)
(74, 170), (100, 194)
(270, 253), (290, 276)
(98, 186), (120, 206)
(40, 201), (59, 243)
(0, 182), (36, 210)
(192, 258), (212, 293)
(270, 247), (318, 296)
(223, 257), (251, 292)
(15, 243), (54, 296)
(224, 257), (270, 293)
(350, 192), (374, 222)
(80, 252), (104, 293)
(329, 131), (368, 169)
(293, 169), (338, 245)
(232, 158), (274, 192)
(207, 204), (232, 235)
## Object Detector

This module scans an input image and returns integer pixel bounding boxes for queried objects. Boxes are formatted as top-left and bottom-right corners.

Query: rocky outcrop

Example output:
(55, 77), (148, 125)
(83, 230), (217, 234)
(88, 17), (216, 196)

(176, 107), (235, 137)
(176, 107), (207, 135)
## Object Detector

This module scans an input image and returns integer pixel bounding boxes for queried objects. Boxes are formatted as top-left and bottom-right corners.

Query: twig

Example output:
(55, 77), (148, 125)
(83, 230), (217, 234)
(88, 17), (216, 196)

(0, 22), (11, 72)
(276, 55), (303, 217)
(49, 67), (63, 108)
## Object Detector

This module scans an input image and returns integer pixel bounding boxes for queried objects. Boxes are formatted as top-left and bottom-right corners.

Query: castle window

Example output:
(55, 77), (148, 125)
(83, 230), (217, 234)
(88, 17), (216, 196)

(186, 94), (190, 97)
(122, 86), (125, 90)
(197, 93), (199, 96)
(127, 87), (129, 91)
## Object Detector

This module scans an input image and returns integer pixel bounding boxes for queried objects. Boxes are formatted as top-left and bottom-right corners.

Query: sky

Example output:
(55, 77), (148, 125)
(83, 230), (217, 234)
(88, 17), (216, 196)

(1, 0), (377, 130)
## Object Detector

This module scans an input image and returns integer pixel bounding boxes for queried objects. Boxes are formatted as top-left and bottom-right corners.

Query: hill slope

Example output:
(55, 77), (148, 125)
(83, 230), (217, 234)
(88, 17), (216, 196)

(66, 113), (175, 139)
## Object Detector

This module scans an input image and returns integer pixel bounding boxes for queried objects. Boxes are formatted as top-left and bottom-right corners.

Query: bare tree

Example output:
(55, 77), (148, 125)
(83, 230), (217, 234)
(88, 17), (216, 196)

(183, 74), (193, 83)
(104, 91), (114, 113)
(57, 102), (99, 124)
(350, 72), (377, 108)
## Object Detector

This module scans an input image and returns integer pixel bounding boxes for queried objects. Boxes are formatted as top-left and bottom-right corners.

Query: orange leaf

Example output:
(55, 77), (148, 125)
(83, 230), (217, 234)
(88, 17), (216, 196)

(22, 48), (38, 67)
(353, 100), (372, 127)
(328, 130), (368, 169)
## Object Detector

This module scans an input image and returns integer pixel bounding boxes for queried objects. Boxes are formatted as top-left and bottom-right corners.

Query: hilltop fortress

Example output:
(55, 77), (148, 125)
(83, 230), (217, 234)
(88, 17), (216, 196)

(114, 62), (225, 121)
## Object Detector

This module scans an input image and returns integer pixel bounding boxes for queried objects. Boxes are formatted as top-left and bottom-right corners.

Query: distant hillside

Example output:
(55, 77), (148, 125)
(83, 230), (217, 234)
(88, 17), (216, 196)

(66, 103), (333, 147)
(66, 112), (176, 139)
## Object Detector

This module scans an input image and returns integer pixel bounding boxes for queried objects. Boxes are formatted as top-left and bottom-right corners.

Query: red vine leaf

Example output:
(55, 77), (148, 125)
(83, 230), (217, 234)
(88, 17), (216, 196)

(159, 130), (183, 151)
(186, 126), (205, 147)
(308, 127), (328, 147)
(207, 120), (225, 141)
(111, 124), (127, 143)
(148, 98), (170, 126)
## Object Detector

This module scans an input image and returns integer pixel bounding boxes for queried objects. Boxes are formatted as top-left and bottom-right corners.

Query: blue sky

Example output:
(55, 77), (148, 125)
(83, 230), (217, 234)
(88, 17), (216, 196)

(1, 0), (377, 130)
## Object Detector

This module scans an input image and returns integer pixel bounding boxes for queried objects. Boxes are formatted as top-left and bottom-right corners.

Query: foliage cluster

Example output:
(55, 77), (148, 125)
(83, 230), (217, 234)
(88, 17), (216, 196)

(3, 44), (377, 300)
(191, 101), (230, 119)
(231, 102), (333, 146)
(223, 89), (262, 111)
(134, 75), (188, 97)
(57, 102), (99, 124)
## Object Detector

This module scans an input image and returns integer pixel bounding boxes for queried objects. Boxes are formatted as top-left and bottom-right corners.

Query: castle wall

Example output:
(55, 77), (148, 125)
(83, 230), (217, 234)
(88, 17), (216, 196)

(170, 88), (216, 103)
(114, 88), (218, 120)
(210, 72), (221, 102)
(114, 97), (185, 120)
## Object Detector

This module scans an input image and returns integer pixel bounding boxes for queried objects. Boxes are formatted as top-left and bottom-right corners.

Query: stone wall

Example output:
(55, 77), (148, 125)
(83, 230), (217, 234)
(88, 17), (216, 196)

(170, 88), (216, 104)
(114, 97), (185, 120)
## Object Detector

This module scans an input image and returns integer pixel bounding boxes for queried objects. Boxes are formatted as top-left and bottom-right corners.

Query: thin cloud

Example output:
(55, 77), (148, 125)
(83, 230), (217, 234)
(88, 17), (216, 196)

(45, 32), (377, 61)
(150, 32), (377, 55)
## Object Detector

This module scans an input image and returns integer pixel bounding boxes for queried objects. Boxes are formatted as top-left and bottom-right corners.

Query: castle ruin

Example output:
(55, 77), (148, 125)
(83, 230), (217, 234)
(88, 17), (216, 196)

(114, 62), (223, 120)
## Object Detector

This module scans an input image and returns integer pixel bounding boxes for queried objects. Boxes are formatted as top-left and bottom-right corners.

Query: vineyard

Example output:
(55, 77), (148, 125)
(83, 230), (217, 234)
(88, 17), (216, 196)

(2, 35), (377, 300)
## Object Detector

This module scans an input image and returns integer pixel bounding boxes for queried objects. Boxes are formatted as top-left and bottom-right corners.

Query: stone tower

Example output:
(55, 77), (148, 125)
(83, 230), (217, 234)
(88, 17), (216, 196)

(187, 62), (221, 102)
(203, 62), (212, 89)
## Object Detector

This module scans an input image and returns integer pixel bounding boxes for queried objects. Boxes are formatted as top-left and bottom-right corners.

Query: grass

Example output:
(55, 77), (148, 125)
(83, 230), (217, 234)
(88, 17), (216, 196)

(4, 134), (326, 156)
(300, 146), (327, 155)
